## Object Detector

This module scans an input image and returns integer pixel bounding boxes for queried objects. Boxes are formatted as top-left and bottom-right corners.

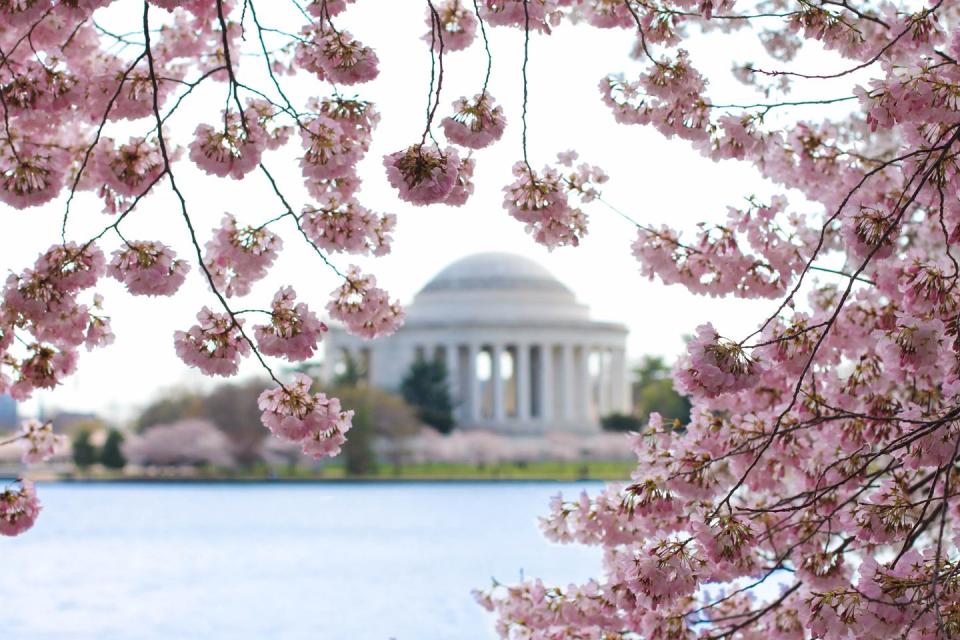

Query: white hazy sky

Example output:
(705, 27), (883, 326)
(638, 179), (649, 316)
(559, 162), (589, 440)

(4, 3), (859, 421)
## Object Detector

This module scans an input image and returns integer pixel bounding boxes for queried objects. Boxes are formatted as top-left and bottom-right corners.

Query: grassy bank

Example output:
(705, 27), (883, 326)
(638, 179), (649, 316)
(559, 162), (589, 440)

(51, 460), (636, 482)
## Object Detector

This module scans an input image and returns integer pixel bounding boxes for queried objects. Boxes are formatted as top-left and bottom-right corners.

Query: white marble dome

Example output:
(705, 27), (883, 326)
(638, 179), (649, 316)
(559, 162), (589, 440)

(421, 252), (572, 294)
(408, 253), (589, 325)
(324, 253), (628, 435)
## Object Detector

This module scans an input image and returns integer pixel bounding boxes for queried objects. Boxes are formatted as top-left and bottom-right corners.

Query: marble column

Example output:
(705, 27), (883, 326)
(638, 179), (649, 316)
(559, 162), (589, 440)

(492, 344), (505, 422)
(516, 343), (530, 421)
(611, 347), (629, 414)
(445, 343), (459, 419)
(596, 347), (608, 417)
(468, 344), (481, 422)
(577, 345), (591, 421)
(539, 345), (554, 423)
(561, 344), (575, 421)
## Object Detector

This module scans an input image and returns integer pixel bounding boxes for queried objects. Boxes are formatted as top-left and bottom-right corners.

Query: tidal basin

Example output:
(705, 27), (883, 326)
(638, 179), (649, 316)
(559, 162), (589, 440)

(1, 481), (604, 639)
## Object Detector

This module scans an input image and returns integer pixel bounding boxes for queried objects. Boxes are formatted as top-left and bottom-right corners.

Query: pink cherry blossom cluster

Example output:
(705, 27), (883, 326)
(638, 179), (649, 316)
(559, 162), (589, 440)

(616, 539), (704, 610)
(479, 0), (565, 32)
(174, 307), (250, 377)
(754, 313), (819, 376)
(257, 373), (352, 459)
(189, 107), (267, 180)
(443, 155), (475, 207)
(383, 143), (463, 206)
(91, 137), (166, 213)
(304, 0), (357, 18)
(0, 144), (66, 209)
(296, 26), (379, 85)
(631, 197), (814, 299)
(502, 152), (606, 249)
(675, 323), (764, 399)
(203, 214), (282, 298)
(569, 0), (635, 28)
(253, 287), (327, 362)
(301, 97), (379, 202)
(441, 94), (507, 149)
(0, 417), (69, 537)
(17, 419), (66, 465)
(425, 0), (478, 52)
(0, 480), (41, 537)
(107, 241), (190, 296)
(301, 197), (395, 256)
(326, 267), (405, 339)
(299, 117), (362, 186)
(600, 48), (712, 142)
(2, 243), (113, 400)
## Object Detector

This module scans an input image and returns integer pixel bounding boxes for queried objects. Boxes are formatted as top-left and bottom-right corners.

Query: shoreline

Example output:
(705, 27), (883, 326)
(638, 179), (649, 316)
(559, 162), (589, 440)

(25, 475), (614, 485)
(3, 460), (635, 484)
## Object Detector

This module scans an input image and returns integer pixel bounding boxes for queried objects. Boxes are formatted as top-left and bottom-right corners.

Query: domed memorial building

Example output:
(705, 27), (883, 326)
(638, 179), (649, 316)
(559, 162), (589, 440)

(323, 253), (629, 434)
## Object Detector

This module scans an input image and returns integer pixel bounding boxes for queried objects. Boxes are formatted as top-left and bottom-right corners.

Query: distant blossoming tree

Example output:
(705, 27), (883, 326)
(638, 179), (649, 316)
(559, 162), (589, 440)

(1, 0), (960, 638)
(122, 418), (235, 467)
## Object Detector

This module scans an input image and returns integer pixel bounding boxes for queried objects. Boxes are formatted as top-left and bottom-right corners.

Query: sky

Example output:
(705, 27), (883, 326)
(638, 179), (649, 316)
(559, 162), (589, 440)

(4, 3), (860, 421)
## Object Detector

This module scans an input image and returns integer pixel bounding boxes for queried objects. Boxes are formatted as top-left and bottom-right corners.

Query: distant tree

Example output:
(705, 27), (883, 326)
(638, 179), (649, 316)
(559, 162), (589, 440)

(333, 351), (366, 388)
(631, 356), (691, 426)
(134, 381), (269, 465)
(333, 386), (420, 475)
(341, 393), (376, 475)
(136, 391), (203, 432)
(100, 430), (126, 470)
(400, 359), (454, 434)
(200, 379), (270, 465)
(72, 430), (98, 469)
(635, 355), (669, 387)
(122, 419), (235, 468)
(600, 413), (644, 432)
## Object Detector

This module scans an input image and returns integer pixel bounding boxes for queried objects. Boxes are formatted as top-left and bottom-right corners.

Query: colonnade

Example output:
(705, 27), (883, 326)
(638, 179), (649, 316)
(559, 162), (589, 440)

(404, 341), (629, 428)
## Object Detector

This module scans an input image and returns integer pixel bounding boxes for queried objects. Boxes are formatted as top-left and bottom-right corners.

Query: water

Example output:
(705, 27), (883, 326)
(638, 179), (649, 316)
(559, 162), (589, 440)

(1, 482), (604, 640)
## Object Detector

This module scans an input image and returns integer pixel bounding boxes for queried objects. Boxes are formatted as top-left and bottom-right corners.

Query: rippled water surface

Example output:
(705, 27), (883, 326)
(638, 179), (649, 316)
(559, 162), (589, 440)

(1, 481), (604, 640)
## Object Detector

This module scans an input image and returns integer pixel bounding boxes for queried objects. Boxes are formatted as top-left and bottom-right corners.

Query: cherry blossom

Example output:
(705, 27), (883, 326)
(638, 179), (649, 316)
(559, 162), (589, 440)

(305, 0), (357, 18)
(84, 294), (115, 350)
(204, 214), (282, 298)
(0, 480), (41, 537)
(8, 344), (79, 400)
(257, 373), (353, 458)
(502, 154), (605, 249)
(675, 323), (764, 399)
(189, 109), (265, 179)
(444, 155), (475, 207)
(618, 539), (704, 609)
(253, 287), (327, 362)
(297, 26), (379, 85)
(299, 116), (360, 182)
(327, 267), (404, 339)
(301, 197), (395, 256)
(0, 148), (64, 209)
(107, 241), (190, 296)
(383, 143), (461, 205)
(442, 94), (506, 149)
(93, 137), (165, 201)
(480, 0), (556, 32)
(174, 307), (250, 377)
(312, 96), (380, 152)
(17, 419), (66, 465)
(425, 0), (478, 52)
